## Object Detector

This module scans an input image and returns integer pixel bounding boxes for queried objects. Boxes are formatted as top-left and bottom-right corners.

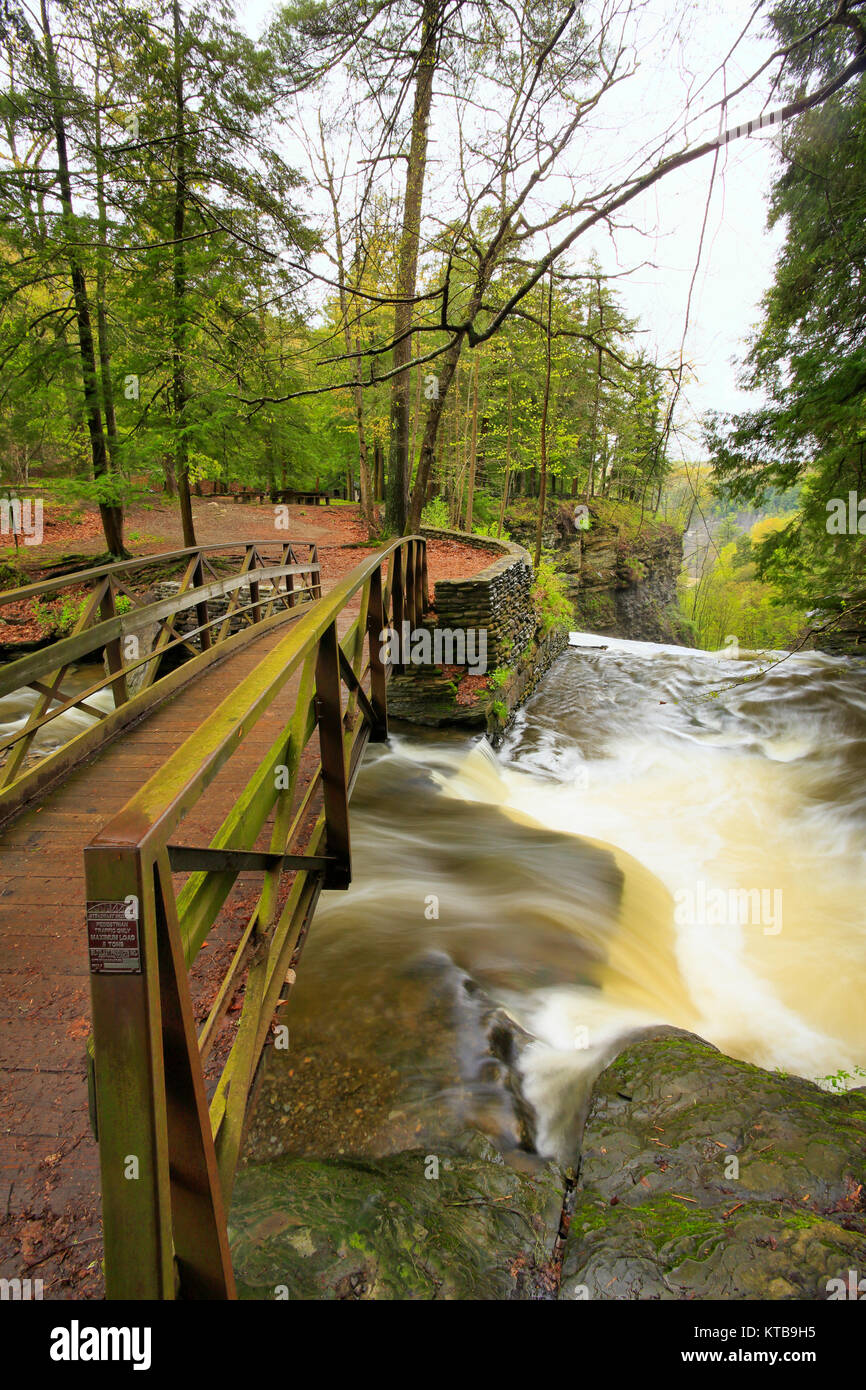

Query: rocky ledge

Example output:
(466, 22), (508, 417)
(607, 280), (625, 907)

(562, 1030), (866, 1300)
(229, 995), (866, 1300)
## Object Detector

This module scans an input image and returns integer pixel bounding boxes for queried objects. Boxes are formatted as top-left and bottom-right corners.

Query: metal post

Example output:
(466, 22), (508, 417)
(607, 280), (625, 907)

(86, 844), (175, 1299)
(315, 623), (351, 889)
(367, 566), (389, 742)
(249, 547), (262, 625)
(100, 579), (130, 709)
(193, 553), (212, 651)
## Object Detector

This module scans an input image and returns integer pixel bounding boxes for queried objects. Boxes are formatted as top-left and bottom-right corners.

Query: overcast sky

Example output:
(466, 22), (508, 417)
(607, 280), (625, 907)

(237, 0), (792, 459)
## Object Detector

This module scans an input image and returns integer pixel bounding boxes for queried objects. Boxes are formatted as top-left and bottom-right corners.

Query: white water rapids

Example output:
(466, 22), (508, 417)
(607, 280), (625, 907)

(269, 632), (866, 1164)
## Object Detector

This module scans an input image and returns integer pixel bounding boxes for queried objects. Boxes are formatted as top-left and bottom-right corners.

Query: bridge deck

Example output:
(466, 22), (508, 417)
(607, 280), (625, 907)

(0, 602), (358, 1299)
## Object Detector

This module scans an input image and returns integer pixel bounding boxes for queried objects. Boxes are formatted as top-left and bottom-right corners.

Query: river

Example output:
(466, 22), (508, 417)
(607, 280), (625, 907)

(242, 634), (866, 1167)
(0, 662), (114, 765)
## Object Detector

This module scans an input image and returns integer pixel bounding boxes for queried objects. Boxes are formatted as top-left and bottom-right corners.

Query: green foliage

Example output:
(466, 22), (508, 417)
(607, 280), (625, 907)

(32, 595), (84, 635)
(472, 520), (510, 541)
(531, 558), (572, 634)
(488, 666), (511, 689)
(816, 1066), (866, 1094)
(704, 29), (866, 616)
(421, 497), (451, 529)
(0, 554), (27, 591)
(679, 517), (807, 651)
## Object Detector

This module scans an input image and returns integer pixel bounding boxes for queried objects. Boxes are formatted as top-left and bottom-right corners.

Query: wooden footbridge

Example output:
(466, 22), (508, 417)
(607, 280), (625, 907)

(0, 535), (428, 1299)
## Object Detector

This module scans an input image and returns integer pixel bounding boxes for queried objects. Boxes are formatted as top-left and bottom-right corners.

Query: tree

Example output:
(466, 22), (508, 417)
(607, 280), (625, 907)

(3, 0), (128, 555)
(261, 0), (866, 551)
(707, 1), (866, 615)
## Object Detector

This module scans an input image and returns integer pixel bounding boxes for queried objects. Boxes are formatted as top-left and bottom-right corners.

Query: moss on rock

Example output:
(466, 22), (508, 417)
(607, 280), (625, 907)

(230, 1133), (564, 1300)
(561, 1032), (866, 1300)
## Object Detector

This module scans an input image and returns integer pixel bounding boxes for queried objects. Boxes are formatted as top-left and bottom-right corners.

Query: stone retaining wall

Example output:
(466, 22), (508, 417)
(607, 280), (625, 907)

(421, 528), (536, 669)
(388, 528), (567, 733)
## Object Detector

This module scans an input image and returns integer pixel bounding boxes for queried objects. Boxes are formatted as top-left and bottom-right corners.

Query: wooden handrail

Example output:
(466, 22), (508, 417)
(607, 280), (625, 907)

(0, 540), (302, 607)
(84, 536), (428, 1300)
(0, 541), (320, 823)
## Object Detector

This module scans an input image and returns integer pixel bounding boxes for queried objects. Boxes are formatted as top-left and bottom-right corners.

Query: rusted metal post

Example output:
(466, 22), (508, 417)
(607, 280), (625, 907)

(86, 841), (236, 1299)
(100, 579), (130, 709)
(281, 543), (296, 608)
(367, 566), (389, 742)
(315, 622), (351, 889)
(248, 546), (262, 625)
(391, 548), (405, 671)
(420, 537), (429, 614)
(151, 852), (236, 1298)
(310, 544), (322, 600)
(86, 843), (175, 1299)
(410, 540), (421, 630)
(193, 553), (212, 651)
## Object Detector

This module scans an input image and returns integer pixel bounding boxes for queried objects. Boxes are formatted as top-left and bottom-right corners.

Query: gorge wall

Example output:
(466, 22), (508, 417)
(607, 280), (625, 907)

(506, 497), (692, 647)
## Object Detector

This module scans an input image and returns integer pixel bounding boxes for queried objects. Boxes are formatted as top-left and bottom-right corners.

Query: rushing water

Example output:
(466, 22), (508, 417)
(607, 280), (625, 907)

(0, 662), (114, 764)
(245, 634), (866, 1167)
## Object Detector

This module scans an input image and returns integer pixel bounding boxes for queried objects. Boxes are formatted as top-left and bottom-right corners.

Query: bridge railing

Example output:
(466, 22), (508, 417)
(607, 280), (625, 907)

(0, 541), (321, 823)
(83, 535), (428, 1299)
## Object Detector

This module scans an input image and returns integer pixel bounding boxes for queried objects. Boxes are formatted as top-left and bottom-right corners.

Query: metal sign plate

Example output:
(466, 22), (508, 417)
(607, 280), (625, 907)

(86, 900), (142, 974)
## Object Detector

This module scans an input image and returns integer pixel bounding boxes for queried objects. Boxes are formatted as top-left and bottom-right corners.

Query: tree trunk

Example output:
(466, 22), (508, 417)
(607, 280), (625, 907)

(534, 271), (553, 569)
(93, 95), (119, 469)
(386, 0), (439, 533)
(172, 0), (196, 548)
(407, 333), (464, 531)
(464, 356), (480, 531)
(497, 361), (513, 537)
(40, 0), (127, 557)
(317, 117), (377, 533)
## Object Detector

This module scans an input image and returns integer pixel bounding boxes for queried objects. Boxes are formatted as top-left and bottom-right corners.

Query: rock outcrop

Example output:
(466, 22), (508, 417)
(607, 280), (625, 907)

(506, 497), (692, 646)
(231, 1007), (866, 1300)
(561, 1031), (866, 1300)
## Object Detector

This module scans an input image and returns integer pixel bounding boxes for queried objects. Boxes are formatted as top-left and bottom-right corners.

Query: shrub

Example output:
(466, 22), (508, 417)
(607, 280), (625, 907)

(473, 520), (510, 541)
(421, 497), (450, 529)
(531, 558), (572, 633)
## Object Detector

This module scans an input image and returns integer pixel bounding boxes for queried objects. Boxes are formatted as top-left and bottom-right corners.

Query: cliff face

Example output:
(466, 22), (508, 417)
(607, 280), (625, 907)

(506, 497), (692, 646)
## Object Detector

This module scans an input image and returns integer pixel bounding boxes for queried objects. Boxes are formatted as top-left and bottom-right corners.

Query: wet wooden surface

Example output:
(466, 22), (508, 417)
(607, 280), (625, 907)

(0, 604), (358, 1298)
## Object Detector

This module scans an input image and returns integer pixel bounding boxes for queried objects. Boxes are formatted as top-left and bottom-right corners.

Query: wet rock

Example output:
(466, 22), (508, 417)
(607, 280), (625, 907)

(229, 1132), (564, 1300)
(561, 1030), (866, 1299)
(232, 953), (568, 1299)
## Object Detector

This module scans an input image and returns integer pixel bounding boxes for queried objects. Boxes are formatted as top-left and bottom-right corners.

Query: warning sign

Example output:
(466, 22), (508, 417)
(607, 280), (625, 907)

(87, 900), (142, 974)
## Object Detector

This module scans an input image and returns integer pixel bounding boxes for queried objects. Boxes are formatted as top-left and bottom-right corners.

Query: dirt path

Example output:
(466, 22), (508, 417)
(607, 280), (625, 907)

(1, 496), (496, 645)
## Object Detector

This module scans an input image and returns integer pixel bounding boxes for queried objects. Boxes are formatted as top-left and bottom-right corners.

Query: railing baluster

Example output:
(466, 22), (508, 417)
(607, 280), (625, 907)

(100, 577), (130, 709)
(193, 552), (212, 651)
(249, 546), (262, 625)
(392, 546), (405, 670)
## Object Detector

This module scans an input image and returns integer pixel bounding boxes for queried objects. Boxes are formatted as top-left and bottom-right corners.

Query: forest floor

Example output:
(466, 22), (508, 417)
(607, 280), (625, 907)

(0, 496), (497, 645)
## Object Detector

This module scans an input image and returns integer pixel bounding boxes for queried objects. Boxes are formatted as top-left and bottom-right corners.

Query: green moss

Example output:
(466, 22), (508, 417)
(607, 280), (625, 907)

(229, 1141), (563, 1300)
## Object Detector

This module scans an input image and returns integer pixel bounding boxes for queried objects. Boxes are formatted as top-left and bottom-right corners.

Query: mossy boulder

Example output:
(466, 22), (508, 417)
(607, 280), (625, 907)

(229, 1133), (564, 1300)
(561, 1032), (866, 1299)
